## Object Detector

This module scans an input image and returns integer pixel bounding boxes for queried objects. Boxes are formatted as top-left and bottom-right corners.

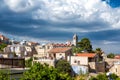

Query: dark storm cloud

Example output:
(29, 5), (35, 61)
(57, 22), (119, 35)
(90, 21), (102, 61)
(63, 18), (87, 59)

(0, 0), (120, 53)
(81, 29), (120, 41)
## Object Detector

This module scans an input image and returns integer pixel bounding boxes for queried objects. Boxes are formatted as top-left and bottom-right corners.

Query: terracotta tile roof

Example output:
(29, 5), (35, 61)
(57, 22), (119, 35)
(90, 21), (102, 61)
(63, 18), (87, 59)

(0, 35), (3, 37)
(53, 43), (72, 47)
(0, 34), (3, 39)
(49, 47), (72, 53)
(76, 53), (96, 58)
(0, 34), (9, 40)
(115, 55), (120, 59)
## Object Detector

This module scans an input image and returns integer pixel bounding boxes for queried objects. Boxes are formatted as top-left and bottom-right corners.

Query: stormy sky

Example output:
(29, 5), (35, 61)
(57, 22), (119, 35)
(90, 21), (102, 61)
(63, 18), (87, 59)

(0, 0), (120, 53)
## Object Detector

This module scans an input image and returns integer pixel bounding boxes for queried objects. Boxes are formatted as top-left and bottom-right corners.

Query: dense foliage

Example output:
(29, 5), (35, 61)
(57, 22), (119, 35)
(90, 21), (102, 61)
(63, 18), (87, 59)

(107, 53), (115, 58)
(0, 43), (7, 51)
(95, 48), (103, 55)
(0, 70), (10, 80)
(55, 59), (72, 74)
(89, 73), (120, 80)
(25, 58), (33, 67)
(77, 38), (92, 52)
(21, 62), (73, 80)
(72, 47), (83, 53)
(95, 48), (104, 61)
(73, 38), (93, 53)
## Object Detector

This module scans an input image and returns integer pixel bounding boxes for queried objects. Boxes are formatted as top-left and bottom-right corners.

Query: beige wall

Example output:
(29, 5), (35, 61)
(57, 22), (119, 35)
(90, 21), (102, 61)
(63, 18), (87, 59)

(109, 63), (120, 76)
(35, 45), (46, 56)
(45, 44), (53, 52)
(89, 62), (96, 72)
(25, 46), (32, 52)
(56, 53), (65, 59)
(35, 44), (53, 57)
(68, 56), (88, 65)
(2, 54), (8, 58)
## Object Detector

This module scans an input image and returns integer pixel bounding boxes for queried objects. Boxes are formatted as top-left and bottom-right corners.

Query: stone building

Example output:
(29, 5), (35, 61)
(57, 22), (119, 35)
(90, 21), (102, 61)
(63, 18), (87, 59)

(109, 61), (120, 76)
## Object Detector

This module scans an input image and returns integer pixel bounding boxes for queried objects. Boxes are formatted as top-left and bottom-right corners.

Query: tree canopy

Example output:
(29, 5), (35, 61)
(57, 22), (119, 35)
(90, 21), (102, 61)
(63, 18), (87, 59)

(107, 53), (115, 58)
(0, 70), (10, 80)
(21, 62), (73, 80)
(25, 58), (33, 67)
(73, 38), (93, 53)
(78, 38), (92, 52)
(89, 73), (120, 80)
(55, 59), (72, 74)
(95, 48), (103, 55)
(0, 43), (7, 51)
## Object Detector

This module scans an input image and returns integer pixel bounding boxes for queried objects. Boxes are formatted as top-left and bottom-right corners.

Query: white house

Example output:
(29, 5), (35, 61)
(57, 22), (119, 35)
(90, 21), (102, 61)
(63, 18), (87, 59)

(34, 43), (53, 58)
(68, 53), (98, 74)
(4, 44), (33, 58)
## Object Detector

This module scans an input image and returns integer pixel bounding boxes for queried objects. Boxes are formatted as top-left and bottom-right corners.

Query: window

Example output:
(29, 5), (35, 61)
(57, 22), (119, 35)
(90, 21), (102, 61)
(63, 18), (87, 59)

(78, 61), (80, 65)
(74, 60), (77, 63)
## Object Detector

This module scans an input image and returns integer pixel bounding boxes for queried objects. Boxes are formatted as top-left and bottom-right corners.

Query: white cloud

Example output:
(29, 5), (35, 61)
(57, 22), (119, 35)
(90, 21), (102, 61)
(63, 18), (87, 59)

(3, 0), (120, 32)
(4, 0), (33, 12)
(30, 0), (120, 30)
(1, 0), (120, 53)
(103, 40), (119, 44)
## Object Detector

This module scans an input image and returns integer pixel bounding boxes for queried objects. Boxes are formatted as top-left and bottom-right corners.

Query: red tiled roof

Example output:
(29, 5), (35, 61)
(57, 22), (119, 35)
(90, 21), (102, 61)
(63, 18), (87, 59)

(114, 55), (120, 59)
(76, 53), (96, 58)
(0, 34), (3, 38)
(53, 43), (72, 47)
(49, 47), (72, 53)
(0, 34), (9, 40)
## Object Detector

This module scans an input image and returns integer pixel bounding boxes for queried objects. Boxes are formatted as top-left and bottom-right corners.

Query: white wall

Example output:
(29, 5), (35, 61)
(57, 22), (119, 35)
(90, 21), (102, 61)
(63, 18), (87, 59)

(68, 56), (88, 65)
(0, 36), (3, 40)
(25, 46), (32, 52)
(35, 46), (45, 54)
(109, 63), (120, 76)
(56, 53), (65, 59)
(15, 46), (20, 54)
(35, 45), (48, 57)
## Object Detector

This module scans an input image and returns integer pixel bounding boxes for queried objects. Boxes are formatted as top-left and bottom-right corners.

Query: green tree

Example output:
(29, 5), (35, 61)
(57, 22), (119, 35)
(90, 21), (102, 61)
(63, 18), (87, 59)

(95, 48), (104, 61)
(95, 48), (103, 56)
(21, 62), (73, 80)
(107, 53), (115, 58)
(89, 74), (108, 80)
(0, 43), (7, 51)
(77, 38), (92, 52)
(72, 47), (83, 54)
(89, 76), (97, 80)
(0, 70), (10, 80)
(96, 74), (108, 80)
(89, 73), (119, 80)
(25, 58), (33, 67)
(116, 78), (120, 80)
(55, 60), (72, 74)
(110, 73), (118, 80)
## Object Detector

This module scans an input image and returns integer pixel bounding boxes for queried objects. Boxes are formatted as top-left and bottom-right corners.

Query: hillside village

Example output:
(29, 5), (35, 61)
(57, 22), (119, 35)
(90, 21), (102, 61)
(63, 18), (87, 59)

(0, 34), (120, 79)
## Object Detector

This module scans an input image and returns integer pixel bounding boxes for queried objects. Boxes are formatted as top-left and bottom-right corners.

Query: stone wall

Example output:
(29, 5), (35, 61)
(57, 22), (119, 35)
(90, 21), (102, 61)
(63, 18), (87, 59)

(89, 62), (96, 72)
(109, 62), (120, 76)
(95, 62), (105, 72)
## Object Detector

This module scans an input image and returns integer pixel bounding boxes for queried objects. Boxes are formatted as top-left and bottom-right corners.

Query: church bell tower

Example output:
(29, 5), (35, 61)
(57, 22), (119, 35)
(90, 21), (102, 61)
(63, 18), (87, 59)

(73, 34), (78, 46)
